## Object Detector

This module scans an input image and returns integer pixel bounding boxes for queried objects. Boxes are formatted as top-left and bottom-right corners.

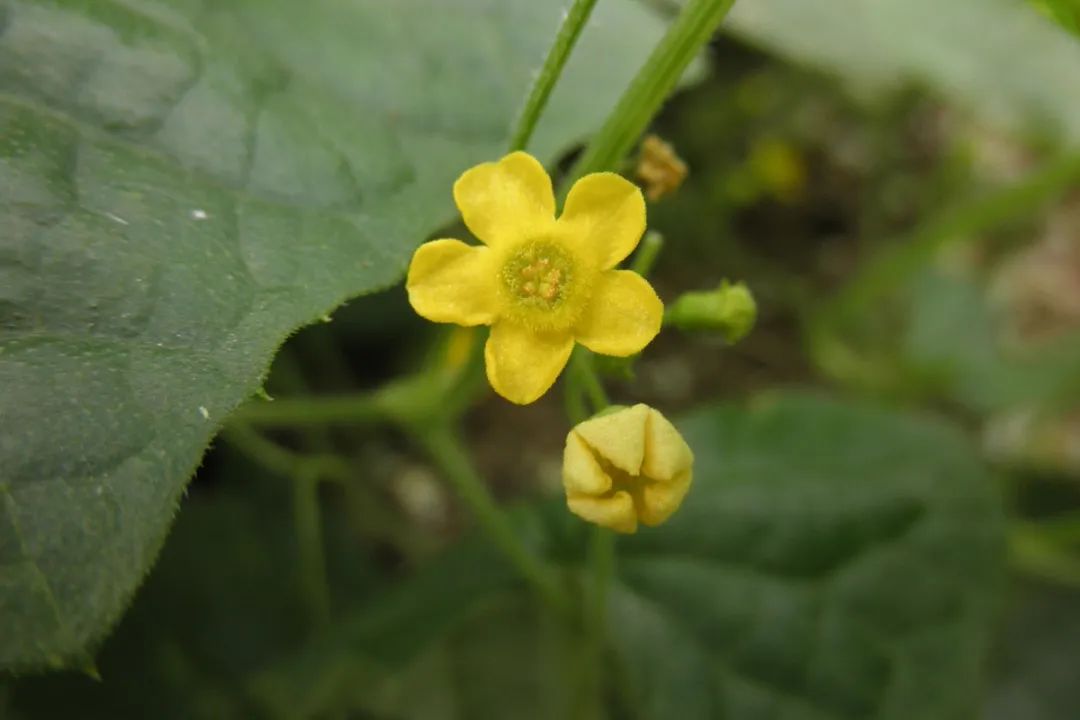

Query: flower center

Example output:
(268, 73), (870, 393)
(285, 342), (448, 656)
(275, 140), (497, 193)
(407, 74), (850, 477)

(595, 455), (649, 506)
(501, 241), (576, 312)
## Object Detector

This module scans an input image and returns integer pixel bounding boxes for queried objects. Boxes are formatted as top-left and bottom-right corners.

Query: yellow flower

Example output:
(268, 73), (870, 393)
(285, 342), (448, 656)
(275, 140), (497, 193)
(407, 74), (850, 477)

(406, 152), (663, 405)
(562, 404), (693, 533)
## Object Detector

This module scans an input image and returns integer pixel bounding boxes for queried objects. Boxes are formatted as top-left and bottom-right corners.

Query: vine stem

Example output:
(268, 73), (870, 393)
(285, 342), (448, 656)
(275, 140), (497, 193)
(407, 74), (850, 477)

(630, 231), (665, 277)
(579, 523), (617, 716)
(227, 391), (389, 427)
(413, 424), (571, 616)
(564, 0), (738, 189)
(508, 0), (600, 152)
(221, 425), (340, 626)
(571, 348), (611, 414)
(294, 469), (332, 628)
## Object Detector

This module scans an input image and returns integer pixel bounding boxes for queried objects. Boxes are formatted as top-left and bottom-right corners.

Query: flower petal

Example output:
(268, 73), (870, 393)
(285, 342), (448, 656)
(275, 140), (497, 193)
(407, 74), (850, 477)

(563, 431), (612, 496)
(575, 270), (663, 357)
(484, 322), (573, 404)
(639, 470), (692, 527)
(572, 403), (649, 475)
(558, 172), (646, 269)
(641, 407), (694, 482)
(638, 408), (693, 526)
(406, 239), (497, 326)
(567, 492), (638, 534)
(453, 152), (556, 247)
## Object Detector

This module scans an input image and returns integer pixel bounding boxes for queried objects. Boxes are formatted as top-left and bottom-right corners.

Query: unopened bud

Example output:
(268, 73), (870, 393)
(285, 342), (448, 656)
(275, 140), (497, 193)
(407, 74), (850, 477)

(563, 404), (693, 533)
(665, 281), (756, 342)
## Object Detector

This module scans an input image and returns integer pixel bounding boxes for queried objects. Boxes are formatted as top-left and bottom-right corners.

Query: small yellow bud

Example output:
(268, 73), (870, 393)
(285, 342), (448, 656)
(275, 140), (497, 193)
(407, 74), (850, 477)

(562, 404), (693, 533)
(635, 135), (688, 202)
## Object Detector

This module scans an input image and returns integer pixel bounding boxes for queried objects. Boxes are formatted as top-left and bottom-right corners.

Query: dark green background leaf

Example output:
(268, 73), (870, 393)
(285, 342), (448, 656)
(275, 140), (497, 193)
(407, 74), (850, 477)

(727, 0), (1080, 147)
(612, 395), (1005, 719)
(0, 0), (674, 669)
(262, 595), (577, 720)
(985, 582), (1080, 720)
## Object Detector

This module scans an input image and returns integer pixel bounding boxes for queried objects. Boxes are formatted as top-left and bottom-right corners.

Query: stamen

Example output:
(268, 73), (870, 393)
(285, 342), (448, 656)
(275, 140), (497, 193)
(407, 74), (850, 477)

(501, 240), (577, 314)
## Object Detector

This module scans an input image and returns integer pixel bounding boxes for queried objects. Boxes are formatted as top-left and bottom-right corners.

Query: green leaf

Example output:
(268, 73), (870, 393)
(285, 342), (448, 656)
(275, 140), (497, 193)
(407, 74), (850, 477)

(259, 594), (575, 720)
(6, 450), (316, 719)
(1031, 0), (1080, 34)
(985, 582), (1080, 719)
(9, 395), (1007, 717)
(727, 0), (1080, 147)
(611, 395), (1005, 719)
(249, 509), (539, 718)
(350, 595), (575, 720)
(0, 0), (674, 669)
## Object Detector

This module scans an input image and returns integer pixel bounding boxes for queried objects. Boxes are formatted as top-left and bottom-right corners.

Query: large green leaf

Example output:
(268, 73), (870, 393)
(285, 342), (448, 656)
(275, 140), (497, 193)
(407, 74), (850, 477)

(985, 582), (1080, 720)
(257, 595), (575, 720)
(6, 451), (315, 719)
(5, 395), (1007, 717)
(727, 0), (1080, 147)
(251, 396), (1006, 720)
(0, 0), (673, 669)
(612, 395), (1005, 719)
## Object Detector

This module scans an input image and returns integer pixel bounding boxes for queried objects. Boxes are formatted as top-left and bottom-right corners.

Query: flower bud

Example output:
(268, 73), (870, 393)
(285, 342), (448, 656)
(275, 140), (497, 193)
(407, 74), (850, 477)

(665, 280), (756, 343)
(562, 404), (693, 533)
(635, 135), (688, 202)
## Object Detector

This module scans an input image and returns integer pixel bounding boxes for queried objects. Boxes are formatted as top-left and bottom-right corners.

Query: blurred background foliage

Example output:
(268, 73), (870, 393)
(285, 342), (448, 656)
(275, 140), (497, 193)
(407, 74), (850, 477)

(5, 0), (1080, 718)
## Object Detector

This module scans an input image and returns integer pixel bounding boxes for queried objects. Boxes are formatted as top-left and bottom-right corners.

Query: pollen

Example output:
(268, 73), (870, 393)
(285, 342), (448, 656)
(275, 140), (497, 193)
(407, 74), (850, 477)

(502, 241), (575, 311)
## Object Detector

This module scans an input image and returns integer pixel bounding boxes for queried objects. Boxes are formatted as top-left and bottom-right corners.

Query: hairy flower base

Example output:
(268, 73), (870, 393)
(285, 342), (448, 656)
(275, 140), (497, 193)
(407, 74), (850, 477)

(406, 152), (663, 404)
(497, 238), (592, 332)
(563, 404), (693, 533)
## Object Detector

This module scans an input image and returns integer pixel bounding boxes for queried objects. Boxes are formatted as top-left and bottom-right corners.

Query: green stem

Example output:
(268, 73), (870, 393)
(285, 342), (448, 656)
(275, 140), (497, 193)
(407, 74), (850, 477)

(228, 392), (389, 428)
(222, 425), (340, 628)
(221, 424), (348, 484)
(509, 0), (600, 152)
(589, 526), (616, 617)
(270, 346), (339, 452)
(564, 365), (591, 425)
(230, 355), (477, 429)
(572, 349), (610, 414)
(587, 524), (616, 653)
(294, 470), (332, 628)
(413, 425), (570, 615)
(564, 0), (737, 186)
(574, 525), (617, 718)
(630, 231), (665, 278)
(566, 355), (616, 716)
